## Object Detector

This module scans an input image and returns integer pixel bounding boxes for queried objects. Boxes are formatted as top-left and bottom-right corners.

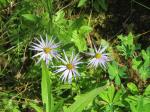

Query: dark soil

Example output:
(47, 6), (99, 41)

(103, 0), (150, 48)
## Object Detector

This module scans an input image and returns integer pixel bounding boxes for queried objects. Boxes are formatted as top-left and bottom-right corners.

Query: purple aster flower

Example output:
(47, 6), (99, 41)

(54, 51), (82, 83)
(87, 45), (110, 69)
(30, 35), (60, 65)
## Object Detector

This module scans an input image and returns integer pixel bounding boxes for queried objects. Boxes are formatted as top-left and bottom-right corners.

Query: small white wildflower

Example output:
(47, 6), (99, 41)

(87, 45), (110, 69)
(30, 35), (60, 65)
(54, 51), (82, 83)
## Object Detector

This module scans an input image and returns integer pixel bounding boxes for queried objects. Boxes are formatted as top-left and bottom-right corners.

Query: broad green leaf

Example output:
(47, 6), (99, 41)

(54, 11), (66, 24)
(117, 33), (135, 58)
(72, 25), (92, 51)
(143, 103), (150, 112)
(139, 67), (150, 81)
(22, 14), (38, 22)
(132, 58), (142, 70)
(115, 75), (121, 85)
(79, 26), (92, 34)
(99, 90), (109, 103)
(108, 63), (116, 80)
(101, 39), (109, 48)
(125, 95), (150, 112)
(64, 85), (106, 112)
(144, 85), (150, 96)
(107, 84), (115, 103)
(127, 82), (139, 94)
(127, 33), (134, 46)
(99, 84), (124, 111)
(137, 96), (144, 112)
(72, 30), (87, 51)
(142, 47), (150, 66)
(113, 89), (123, 106)
(108, 62), (127, 85)
(41, 61), (54, 112)
(12, 108), (20, 112)
(125, 95), (138, 112)
(78, 0), (87, 7)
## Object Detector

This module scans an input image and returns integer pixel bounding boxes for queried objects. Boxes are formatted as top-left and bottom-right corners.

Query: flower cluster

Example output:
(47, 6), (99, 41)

(30, 35), (110, 83)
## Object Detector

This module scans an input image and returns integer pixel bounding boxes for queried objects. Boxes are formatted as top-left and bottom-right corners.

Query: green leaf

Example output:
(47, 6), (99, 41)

(72, 30), (87, 52)
(127, 82), (139, 94)
(144, 85), (150, 96)
(12, 108), (20, 112)
(108, 62), (127, 85)
(142, 47), (150, 66)
(107, 84), (115, 103)
(22, 14), (38, 22)
(143, 103), (150, 112)
(53, 100), (64, 112)
(113, 89), (123, 105)
(41, 61), (54, 112)
(99, 84), (124, 110)
(137, 96), (144, 112)
(78, 0), (87, 7)
(79, 26), (92, 34)
(97, 0), (108, 11)
(99, 90), (109, 103)
(108, 63), (116, 80)
(115, 75), (121, 85)
(64, 86), (106, 112)
(132, 58), (142, 70)
(28, 102), (43, 112)
(0, 0), (8, 8)
(117, 33), (135, 58)
(54, 11), (66, 24)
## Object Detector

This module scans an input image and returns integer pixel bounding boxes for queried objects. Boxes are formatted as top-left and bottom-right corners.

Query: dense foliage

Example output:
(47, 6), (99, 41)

(0, 0), (150, 112)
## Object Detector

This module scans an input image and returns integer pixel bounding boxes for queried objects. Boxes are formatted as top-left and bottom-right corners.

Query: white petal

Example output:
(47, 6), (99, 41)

(36, 54), (45, 64)
(32, 52), (43, 58)
(30, 46), (43, 51)
(54, 67), (67, 73)
(94, 44), (98, 52)
(100, 46), (107, 53)
(73, 53), (81, 64)
(35, 38), (45, 47)
(68, 70), (73, 83)
(75, 57), (82, 63)
(53, 65), (66, 68)
(45, 58), (49, 65)
(73, 61), (83, 66)
(58, 56), (67, 64)
(85, 52), (95, 56)
(70, 51), (74, 62)
(72, 70), (80, 79)
(50, 36), (55, 44)
(40, 35), (46, 47)
(61, 70), (69, 82)
(51, 42), (60, 48)
(31, 42), (43, 48)
(63, 50), (69, 63)
(46, 34), (49, 46)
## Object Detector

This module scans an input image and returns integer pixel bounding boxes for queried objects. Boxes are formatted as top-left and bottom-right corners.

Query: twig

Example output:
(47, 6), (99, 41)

(132, 0), (150, 10)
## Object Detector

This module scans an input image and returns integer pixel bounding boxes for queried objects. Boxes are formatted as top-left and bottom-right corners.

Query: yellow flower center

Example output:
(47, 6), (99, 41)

(95, 53), (102, 59)
(66, 63), (74, 70)
(43, 47), (51, 54)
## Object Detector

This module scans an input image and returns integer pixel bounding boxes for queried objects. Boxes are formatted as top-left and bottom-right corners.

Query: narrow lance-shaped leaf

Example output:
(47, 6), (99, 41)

(22, 14), (38, 22)
(41, 61), (54, 112)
